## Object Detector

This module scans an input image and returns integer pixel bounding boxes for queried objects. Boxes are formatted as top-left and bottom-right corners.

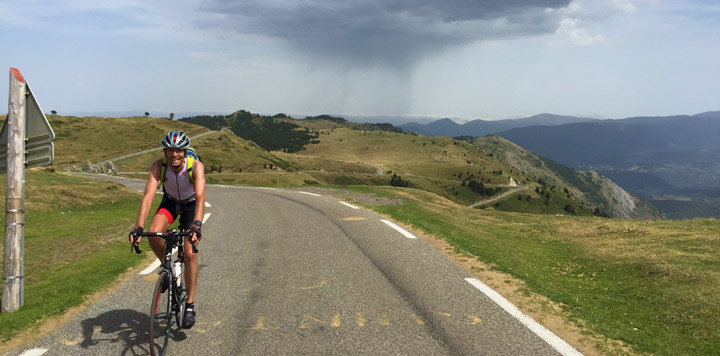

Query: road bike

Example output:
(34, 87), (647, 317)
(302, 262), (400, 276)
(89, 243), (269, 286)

(131, 230), (197, 356)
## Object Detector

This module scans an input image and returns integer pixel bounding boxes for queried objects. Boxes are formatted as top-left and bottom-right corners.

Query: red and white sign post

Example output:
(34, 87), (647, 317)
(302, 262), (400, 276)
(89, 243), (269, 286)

(1, 68), (54, 313)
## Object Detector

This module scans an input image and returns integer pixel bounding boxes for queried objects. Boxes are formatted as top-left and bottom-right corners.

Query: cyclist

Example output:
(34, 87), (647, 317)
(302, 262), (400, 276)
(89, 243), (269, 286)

(129, 130), (206, 329)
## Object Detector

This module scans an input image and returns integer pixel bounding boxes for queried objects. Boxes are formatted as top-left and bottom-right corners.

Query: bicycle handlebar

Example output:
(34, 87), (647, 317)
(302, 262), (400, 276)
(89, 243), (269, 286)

(130, 230), (198, 254)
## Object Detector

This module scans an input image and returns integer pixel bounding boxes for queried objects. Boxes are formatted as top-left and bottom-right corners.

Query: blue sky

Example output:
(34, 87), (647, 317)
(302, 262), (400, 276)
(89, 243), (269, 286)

(1, 0), (719, 123)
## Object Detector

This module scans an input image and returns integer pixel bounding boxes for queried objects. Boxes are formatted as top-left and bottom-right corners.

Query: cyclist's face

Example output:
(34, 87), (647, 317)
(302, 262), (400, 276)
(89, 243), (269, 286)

(164, 148), (185, 167)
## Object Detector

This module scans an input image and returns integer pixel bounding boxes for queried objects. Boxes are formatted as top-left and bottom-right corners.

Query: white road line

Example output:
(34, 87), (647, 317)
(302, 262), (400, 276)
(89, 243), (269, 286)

(203, 213), (211, 223)
(140, 260), (162, 275)
(20, 348), (48, 356)
(464, 278), (583, 356)
(380, 219), (417, 239)
(299, 191), (321, 196)
(339, 201), (360, 209)
(205, 202), (212, 208)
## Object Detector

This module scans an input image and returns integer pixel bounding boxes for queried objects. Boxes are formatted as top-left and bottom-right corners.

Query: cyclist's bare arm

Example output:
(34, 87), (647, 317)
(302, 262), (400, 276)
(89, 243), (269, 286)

(191, 160), (206, 243)
(130, 159), (163, 243)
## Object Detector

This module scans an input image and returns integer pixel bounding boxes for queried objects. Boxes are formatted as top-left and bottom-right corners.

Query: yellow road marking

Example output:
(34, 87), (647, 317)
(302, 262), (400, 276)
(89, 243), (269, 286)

(342, 217), (366, 221)
(379, 312), (390, 326)
(300, 314), (341, 329)
(59, 338), (80, 346)
(466, 314), (482, 325)
(288, 274), (329, 290)
(194, 321), (223, 333)
(357, 313), (366, 327)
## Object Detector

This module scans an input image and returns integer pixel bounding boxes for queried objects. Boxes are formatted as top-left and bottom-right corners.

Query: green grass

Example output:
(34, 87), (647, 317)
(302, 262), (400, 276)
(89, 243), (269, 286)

(356, 186), (720, 356)
(0, 170), (157, 342)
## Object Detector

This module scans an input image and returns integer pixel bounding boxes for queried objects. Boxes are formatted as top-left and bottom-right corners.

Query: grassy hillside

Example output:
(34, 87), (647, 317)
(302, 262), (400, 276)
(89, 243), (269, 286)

(182, 110), (664, 218)
(46, 115), (209, 168)
(464, 135), (665, 220)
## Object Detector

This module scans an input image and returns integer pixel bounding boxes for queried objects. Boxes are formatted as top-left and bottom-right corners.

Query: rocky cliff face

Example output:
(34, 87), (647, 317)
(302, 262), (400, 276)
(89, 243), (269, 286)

(588, 171), (666, 220)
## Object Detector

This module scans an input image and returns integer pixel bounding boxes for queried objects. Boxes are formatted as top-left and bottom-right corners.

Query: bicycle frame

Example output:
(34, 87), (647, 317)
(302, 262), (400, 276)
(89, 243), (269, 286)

(141, 229), (194, 356)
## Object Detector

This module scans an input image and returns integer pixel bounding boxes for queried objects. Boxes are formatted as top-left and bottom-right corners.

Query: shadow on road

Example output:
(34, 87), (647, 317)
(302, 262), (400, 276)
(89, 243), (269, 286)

(80, 309), (186, 356)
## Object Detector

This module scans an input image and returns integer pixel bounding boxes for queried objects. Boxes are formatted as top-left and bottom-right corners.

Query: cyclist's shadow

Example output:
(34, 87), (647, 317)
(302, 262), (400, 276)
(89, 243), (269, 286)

(80, 309), (187, 356)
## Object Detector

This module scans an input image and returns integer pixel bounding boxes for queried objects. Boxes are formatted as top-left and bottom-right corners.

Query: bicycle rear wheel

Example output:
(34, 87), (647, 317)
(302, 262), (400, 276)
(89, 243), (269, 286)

(150, 270), (172, 356)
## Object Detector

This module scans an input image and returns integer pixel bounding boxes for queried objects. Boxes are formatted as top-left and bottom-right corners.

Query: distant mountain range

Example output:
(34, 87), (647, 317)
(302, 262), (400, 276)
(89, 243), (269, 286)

(399, 113), (598, 137)
(400, 111), (720, 219)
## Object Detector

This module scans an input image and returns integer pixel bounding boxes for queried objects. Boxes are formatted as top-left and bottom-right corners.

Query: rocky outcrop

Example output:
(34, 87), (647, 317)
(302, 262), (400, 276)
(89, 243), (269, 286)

(587, 171), (666, 220)
(82, 160), (118, 174)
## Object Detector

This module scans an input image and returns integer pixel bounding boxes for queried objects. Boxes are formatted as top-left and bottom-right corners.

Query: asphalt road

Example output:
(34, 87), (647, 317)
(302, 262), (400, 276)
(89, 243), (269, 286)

(6, 175), (581, 356)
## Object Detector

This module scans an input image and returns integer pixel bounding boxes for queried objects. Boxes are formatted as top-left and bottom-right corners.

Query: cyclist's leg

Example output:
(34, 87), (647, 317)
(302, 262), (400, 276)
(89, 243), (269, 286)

(148, 196), (176, 261)
(147, 213), (171, 261)
(182, 238), (198, 303)
(179, 203), (198, 304)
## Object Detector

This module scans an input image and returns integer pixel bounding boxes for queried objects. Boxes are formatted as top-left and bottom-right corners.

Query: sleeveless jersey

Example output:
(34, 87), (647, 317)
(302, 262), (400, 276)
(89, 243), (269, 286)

(162, 158), (196, 201)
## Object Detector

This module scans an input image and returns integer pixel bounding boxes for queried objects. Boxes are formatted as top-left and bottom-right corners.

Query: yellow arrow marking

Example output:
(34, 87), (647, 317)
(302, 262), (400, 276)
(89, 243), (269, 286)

(466, 314), (482, 325)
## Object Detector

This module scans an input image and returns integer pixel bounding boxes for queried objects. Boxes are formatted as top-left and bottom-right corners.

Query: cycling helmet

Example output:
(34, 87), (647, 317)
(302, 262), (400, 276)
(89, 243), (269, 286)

(161, 131), (191, 149)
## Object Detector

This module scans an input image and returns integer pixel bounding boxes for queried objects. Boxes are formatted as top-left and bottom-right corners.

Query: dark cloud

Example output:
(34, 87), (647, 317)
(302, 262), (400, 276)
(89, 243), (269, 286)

(196, 0), (571, 67)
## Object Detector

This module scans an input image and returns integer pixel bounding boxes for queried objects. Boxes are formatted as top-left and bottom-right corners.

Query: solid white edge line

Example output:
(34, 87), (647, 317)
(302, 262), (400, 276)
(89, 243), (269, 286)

(464, 278), (584, 356)
(339, 201), (360, 209)
(20, 348), (48, 356)
(299, 191), (322, 196)
(380, 219), (417, 239)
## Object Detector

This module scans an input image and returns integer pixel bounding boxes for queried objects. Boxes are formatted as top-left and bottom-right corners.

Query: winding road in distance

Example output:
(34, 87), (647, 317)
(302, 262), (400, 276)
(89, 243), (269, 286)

(6, 175), (582, 356)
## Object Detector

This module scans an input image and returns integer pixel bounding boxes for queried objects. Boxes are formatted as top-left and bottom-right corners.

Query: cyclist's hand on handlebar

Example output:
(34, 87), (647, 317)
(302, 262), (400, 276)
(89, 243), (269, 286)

(129, 226), (143, 254)
(189, 226), (202, 245)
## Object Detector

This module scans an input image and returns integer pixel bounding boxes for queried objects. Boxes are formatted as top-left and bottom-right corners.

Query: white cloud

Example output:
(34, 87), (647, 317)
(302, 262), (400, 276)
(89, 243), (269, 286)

(555, 18), (606, 45)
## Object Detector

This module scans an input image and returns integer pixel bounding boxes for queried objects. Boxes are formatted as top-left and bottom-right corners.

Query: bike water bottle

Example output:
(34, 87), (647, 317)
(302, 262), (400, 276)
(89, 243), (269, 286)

(173, 261), (182, 286)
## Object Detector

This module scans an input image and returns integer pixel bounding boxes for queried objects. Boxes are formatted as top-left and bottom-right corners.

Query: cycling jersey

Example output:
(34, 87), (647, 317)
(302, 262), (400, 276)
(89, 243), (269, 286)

(162, 158), (196, 202)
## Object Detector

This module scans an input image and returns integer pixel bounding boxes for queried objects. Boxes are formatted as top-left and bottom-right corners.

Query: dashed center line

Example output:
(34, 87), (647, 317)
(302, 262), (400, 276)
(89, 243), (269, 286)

(339, 201), (360, 209)
(299, 191), (322, 196)
(380, 219), (418, 239)
(19, 349), (48, 356)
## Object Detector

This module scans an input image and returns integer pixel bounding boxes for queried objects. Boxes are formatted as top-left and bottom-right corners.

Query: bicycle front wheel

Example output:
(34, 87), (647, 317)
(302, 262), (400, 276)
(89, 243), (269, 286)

(150, 270), (172, 356)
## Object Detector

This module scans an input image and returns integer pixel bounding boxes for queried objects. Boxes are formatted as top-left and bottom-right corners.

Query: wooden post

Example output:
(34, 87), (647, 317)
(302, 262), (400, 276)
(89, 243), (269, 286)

(2, 68), (26, 313)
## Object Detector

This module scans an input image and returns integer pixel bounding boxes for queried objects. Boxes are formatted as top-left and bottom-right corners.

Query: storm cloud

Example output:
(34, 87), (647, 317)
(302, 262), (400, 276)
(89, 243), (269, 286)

(196, 0), (572, 67)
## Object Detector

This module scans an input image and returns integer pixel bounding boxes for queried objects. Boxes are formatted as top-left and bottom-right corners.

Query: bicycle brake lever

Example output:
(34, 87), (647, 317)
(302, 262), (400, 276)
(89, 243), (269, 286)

(131, 236), (142, 254)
